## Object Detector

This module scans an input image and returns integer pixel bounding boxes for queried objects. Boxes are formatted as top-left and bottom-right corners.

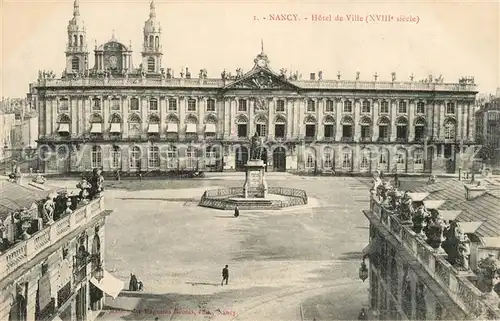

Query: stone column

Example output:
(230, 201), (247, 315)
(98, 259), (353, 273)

(372, 99), (379, 141)
(354, 99), (361, 141)
(224, 97), (231, 137)
(179, 96), (186, 140)
(141, 96), (148, 134)
(390, 99), (397, 142)
(289, 98), (296, 138)
(268, 98), (275, 140)
(46, 97), (52, 137)
(438, 100), (446, 140)
(456, 100), (463, 141)
(248, 98), (254, 136)
(71, 97), (78, 137)
(122, 96), (129, 138)
(199, 97), (206, 140)
(426, 100), (435, 139)
(51, 97), (57, 136)
(298, 99), (306, 137)
(103, 96), (109, 133)
(317, 98), (324, 140)
(230, 97), (237, 138)
(83, 97), (91, 133)
(468, 103), (476, 141)
(408, 100), (415, 142)
(335, 99), (343, 141)
(463, 102), (469, 141)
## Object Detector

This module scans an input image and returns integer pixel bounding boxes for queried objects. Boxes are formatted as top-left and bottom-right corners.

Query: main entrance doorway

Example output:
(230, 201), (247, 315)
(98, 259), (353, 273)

(273, 147), (286, 172)
(235, 146), (248, 171)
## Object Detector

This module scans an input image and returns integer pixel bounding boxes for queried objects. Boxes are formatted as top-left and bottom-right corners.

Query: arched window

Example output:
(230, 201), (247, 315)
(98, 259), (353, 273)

(149, 35), (154, 47)
(129, 146), (141, 169)
(166, 146), (178, 169)
(128, 114), (141, 138)
(73, 35), (77, 46)
(79, 35), (83, 46)
(110, 146), (121, 169)
(236, 114), (248, 138)
(305, 147), (316, 170)
(414, 148), (424, 172)
(205, 145), (221, 166)
(148, 146), (160, 168)
(91, 146), (102, 169)
(72, 57), (80, 71)
(147, 57), (155, 72)
(396, 117), (408, 140)
(304, 115), (317, 138)
(360, 148), (371, 171)
(378, 148), (390, 172)
(342, 148), (352, 170)
(255, 115), (267, 137)
(155, 36), (159, 48)
(9, 293), (27, 321)
(186, 147), (199, 169)
(323, 147), (334, 169)
(444, 120), (456, 140)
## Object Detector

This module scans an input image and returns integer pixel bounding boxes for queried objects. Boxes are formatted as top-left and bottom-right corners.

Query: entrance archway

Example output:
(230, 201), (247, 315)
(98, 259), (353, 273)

(273, 147), (286, 172)
(235, 146), (248, 171)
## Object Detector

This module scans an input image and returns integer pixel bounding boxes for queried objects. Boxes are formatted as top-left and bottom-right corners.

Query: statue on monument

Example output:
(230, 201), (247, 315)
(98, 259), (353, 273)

(250, 132), (262, 160)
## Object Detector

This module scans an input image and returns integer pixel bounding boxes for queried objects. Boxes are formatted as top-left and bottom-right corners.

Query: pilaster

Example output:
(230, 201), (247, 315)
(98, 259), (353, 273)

(83, 97), (90, 133)
(456, 101), (463, 141)
(230, 97), (237, 138)
(268, 98), (275, 140)
(439, 100), (446, 140)
(199, 97), (206, 133)
(248, 98), (254, 136)
(159, 96), (166, 136)
(103, 96), (109, 133)
(469, 103), (476, 141)
(122, 96), (129, 137)
(141, 96), (148, 134)
(51, 97), (57, 136)
(463, 102), (469, 140)
(390, 99), (397, 141)
(354, 99), (361, 141)
(317, 98), (324, 140)
(179, 96), (186, 140)
(298, 99), (306, 137)
(426, 100), (435, 139)
(289, 99), (296, 138)
(335, 99), (343, 141)
(71, 97), (77, 137)
(372, 99), (379, 141)
(408, 100), (415, 141)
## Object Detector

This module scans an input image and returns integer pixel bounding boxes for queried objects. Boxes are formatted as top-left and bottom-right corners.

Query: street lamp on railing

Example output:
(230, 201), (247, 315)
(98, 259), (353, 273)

(359, 258), (369, 282)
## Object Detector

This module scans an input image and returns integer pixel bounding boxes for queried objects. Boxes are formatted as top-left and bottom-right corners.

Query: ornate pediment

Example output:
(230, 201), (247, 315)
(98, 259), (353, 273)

(224, 69), (299, 91)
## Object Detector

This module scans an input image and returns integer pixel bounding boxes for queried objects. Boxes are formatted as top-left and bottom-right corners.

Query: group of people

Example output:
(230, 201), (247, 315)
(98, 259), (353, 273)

(128, 273), (144, 291)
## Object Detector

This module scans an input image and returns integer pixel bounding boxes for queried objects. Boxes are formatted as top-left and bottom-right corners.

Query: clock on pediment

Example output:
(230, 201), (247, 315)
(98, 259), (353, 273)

(254, 53), (269, 69)
(109, 55), (118, 69)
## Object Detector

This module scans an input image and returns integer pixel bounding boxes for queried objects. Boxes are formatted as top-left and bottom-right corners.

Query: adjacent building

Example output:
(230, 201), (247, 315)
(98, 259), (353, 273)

(0, 182), (119, 321)
(30, 0), (479, 175)
(476, 97), (500, 170)
(0, 113), (15, 162)
(363, 175), (500, 320)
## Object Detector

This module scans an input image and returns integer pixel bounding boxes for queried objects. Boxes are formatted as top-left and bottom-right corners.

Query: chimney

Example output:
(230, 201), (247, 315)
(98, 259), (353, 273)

(464, 183), (487, 200)
(310, 73), (315, 80)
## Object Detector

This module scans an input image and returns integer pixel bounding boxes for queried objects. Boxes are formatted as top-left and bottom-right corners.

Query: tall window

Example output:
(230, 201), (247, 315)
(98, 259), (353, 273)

(414, 149), (424, 165)
(446, 102), (455, 115)
(111, 146), (121, 169)
(360, 149), (370, 170)
(149, 99), (158, 111)
(380, 101), (389, 114)
(398, 101), (407, 114)
(343, 100), (352, 113)
(415, 118), (426, 141)
(111, 98), (120, 111)
(238, 99), (247, 112)
(147, 57), (155, 72)
(362, 100), (371, 113)
(305, 149), (315, 169)
(276, 100), (285, 112)
(72, 57), (79, 71)
(91, 146), (102, 169)
(168, 99), (177, 111)
(128, 114), (141, 138)
(324, 124), (335, 138)
(342, 150), (352, 169)
(205, 146), (220, 166)
(379, 150), (388, 167)
(396, 118), (408, 140)
(187, 99), (197, 112)
(92, 98), (101, 111)
(416, 102), (425, 114)
(166, 146), (178, 169)
(130, 98), (139, 111)
(444, 121), (456, 139)
(307, 100), (316, 112)
(323, 148), (334, 168)
(256, 124), (267, 137)
(186, 147), (198, 169)
(305, 124), (316, 138)
(325, 100), (334, 113)
(129, 146), (141, 169)
(58, 99), (69, 112)
(148, 146), (160, 168)
(206, 99), (216, 112)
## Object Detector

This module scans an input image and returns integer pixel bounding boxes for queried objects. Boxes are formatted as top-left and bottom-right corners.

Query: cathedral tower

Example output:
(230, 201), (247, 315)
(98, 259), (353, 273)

(65, 0), (89, 74)
(142, 0), (163, 74)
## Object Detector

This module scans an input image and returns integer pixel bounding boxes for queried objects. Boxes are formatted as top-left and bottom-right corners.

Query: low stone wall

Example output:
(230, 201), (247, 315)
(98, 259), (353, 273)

(199, 187), (308, 210)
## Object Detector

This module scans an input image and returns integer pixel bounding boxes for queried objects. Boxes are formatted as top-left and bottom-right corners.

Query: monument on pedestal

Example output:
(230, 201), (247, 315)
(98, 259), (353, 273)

(243, 132), (268, 198)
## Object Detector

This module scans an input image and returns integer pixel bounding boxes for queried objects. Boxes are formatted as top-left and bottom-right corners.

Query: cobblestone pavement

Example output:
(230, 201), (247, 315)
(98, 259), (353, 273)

(49, 176), (379, 321)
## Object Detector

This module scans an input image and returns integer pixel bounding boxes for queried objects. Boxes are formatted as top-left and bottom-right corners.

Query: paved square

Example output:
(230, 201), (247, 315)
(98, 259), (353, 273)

(95, 176), (376, 321)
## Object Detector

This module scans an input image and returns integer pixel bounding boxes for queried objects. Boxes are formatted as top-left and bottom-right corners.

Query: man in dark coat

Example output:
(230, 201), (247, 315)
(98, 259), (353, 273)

(234, 206), (239, 218)
(221, 265), (229, 286)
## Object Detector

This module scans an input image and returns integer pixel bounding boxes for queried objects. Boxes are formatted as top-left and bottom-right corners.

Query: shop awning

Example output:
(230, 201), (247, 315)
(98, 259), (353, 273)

(186, 124), (197, 133)
(205, 124), (216, 133)
(109, 123), (121, 133)
(90, 270), (124, 299)
(407, 193), (429, 202)
(90, 123), (102, 133)
(148, 124), (159, 133)
(439, 210), (462, 221)
(458, 221), (483, 234)
(58, 123), (70, 133)
(166, 123), (178, 133)
(423, 200), (446, 209)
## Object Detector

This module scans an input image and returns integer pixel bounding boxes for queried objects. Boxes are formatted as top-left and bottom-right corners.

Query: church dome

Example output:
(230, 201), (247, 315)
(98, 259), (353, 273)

(67, 0), (85, 32)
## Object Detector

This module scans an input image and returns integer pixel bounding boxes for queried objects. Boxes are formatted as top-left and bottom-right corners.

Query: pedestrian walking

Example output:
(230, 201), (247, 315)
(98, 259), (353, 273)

(358, 308), (368, 320)
(234, 206), (239, 218)
(221, 265), (229, 286)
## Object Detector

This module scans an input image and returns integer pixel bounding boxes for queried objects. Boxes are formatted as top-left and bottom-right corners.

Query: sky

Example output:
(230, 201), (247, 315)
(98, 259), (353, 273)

(0, 0), (499, 98)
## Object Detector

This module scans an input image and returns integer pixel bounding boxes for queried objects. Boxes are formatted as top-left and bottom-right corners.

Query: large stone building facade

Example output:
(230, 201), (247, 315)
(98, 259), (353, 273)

(30, 0), (479, 175)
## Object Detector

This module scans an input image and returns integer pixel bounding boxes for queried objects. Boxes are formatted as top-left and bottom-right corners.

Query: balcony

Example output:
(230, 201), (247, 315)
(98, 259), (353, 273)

(377, 137), (390, 143)
(341, 137), (354, 143)
(360, 137), (372, 143)
(367, 195), (500, 320)
(0, 197), (108, 280)
(396, 137), (408, 143)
